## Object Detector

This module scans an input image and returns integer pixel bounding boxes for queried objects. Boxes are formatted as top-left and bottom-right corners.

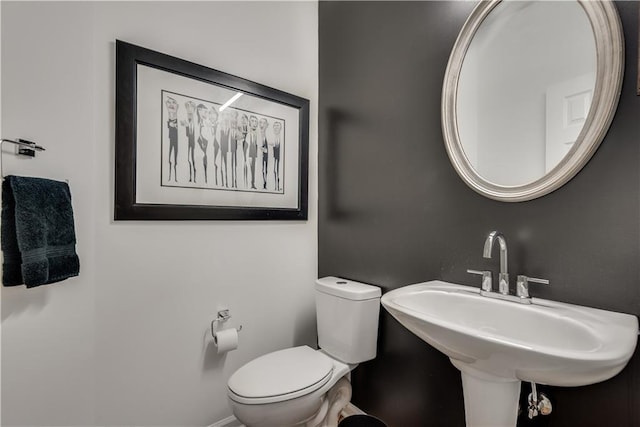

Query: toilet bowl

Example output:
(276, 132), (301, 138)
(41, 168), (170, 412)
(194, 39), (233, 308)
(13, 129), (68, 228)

(227, 277), (381, 427)
(228, 346), (353, 427)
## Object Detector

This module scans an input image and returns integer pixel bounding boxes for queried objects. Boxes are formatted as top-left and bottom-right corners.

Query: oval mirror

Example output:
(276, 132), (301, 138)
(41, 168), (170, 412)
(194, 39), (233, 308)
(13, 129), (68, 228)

(442, 0), (624, 202)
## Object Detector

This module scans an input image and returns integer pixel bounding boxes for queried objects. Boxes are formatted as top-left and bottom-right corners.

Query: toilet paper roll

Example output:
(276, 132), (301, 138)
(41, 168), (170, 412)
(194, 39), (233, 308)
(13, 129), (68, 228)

(213, 328), (238, 353)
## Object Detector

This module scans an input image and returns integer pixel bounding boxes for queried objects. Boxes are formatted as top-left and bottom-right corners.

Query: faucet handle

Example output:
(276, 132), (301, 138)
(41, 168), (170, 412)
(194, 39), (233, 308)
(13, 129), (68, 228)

(467, 269), (492, 292)
(516, 275), (550, 299)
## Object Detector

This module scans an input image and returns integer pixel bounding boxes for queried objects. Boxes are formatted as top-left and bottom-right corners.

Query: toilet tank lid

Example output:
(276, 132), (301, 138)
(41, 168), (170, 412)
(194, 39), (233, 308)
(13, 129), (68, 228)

(316, 276), (381, 300)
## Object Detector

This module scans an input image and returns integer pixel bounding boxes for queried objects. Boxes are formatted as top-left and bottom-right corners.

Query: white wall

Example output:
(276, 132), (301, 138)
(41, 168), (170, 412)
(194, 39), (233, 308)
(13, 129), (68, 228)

(1, 2), (318, 426)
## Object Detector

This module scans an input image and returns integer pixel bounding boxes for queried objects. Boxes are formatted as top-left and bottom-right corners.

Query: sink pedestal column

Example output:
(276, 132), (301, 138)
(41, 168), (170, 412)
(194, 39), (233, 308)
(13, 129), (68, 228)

(454, 361), (520, 427)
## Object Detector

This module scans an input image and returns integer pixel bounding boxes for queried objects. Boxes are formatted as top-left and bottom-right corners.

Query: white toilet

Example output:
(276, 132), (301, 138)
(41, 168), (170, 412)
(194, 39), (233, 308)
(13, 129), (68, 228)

(227, 276), (381, 427)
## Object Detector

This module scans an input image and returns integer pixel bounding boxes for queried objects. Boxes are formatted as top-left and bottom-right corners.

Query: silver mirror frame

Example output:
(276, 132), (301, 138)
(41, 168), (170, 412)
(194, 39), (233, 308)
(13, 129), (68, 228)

(442, 0), (624, 202)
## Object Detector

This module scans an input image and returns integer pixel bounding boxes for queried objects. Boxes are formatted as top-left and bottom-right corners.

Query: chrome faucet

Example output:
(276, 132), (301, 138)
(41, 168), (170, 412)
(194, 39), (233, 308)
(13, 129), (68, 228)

(468, 231), (550, 304)
(483, 231), (509, 295)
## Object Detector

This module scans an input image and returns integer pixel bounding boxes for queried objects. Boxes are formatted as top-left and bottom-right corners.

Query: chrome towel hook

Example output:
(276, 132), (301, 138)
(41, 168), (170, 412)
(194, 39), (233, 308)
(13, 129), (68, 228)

(0, 138), (46, 179)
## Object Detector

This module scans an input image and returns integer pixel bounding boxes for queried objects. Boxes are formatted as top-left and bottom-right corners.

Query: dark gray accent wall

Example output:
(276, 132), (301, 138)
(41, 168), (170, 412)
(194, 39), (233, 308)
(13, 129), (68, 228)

(318, 2), (640, 426)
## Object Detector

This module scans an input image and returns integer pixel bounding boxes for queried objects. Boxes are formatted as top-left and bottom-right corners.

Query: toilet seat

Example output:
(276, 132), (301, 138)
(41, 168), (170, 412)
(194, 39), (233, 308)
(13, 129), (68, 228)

(228, 346), (334, 405)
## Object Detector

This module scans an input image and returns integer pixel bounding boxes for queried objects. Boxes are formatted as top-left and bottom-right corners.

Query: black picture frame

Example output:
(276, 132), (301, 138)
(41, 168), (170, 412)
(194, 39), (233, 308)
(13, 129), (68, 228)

(115, 40), (309, 220)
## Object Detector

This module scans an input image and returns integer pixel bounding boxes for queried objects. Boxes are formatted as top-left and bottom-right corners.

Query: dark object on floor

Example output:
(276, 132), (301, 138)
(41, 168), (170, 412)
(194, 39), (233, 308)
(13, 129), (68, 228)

(339, 414), (388, 427)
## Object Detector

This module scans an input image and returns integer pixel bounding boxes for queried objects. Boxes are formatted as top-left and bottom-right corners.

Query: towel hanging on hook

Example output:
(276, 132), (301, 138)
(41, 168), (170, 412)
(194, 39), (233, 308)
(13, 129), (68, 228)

(2, 175), (80, 287)
(0, 139), (77, 287)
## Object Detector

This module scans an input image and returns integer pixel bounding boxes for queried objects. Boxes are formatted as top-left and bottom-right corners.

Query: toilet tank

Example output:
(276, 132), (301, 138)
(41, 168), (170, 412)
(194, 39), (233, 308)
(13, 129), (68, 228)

(315, 276), (381, 364)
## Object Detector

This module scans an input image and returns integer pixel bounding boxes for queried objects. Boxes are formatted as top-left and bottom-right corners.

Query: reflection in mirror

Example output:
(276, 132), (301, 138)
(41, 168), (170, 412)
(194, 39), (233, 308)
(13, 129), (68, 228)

(442, 0), (623, 202)
(457, 1), (595, 187)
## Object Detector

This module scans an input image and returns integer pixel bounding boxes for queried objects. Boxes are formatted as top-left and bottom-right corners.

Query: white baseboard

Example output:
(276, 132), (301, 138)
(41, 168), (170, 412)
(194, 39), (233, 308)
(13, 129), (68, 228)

(209, 415), (243, 427)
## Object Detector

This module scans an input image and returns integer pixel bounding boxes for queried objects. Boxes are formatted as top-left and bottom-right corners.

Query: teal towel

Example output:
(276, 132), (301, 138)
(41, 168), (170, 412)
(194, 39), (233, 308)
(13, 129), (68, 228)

(2, 175), (80, 288)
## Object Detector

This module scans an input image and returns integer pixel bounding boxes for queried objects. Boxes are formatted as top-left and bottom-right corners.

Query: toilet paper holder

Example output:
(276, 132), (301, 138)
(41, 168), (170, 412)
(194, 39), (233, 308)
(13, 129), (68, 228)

(211, 309), (243, 339)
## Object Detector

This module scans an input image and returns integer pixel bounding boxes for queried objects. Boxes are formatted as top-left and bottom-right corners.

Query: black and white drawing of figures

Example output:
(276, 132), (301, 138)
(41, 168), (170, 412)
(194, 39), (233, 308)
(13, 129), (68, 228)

(259, 118), (269, 190)
(239, 114), (249, 188)
(196, 103), (209, 184)
(272, 121), (282, 191)
(165, 96), (179, 182)
(230, 110), (240, 188)
(248, 115), (259, 189)
(209, 108), (220, 186)
(180, 101), (197, 183)
(161, 91), (284, 194)
(220, 110), (232, 188)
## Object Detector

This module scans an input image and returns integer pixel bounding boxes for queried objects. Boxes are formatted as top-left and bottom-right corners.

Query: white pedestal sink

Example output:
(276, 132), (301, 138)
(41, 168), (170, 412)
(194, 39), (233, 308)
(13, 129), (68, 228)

(381, 281), (638, 427)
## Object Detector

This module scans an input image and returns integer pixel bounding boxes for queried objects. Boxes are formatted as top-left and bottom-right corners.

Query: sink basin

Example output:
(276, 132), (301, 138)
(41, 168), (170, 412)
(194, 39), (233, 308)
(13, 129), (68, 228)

(381, 281), (638, 426)
(381, 280), (637, 386)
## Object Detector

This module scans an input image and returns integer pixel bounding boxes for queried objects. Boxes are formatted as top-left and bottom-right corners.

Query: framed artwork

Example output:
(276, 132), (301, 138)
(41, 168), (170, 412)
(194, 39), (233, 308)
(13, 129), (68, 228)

(115, 40), (309, 220)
